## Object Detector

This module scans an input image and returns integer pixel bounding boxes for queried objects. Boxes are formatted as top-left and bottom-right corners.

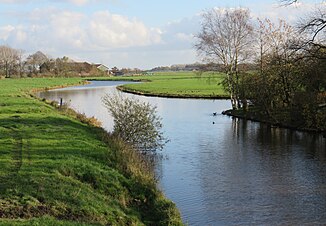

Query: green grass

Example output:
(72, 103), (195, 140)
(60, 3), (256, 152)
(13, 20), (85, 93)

(0, 77), (183, 225)
(92, 71), (229, 99)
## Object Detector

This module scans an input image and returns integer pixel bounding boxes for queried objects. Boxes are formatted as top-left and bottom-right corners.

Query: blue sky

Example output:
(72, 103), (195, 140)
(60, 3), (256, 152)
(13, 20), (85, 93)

(0, 0), (322, 69)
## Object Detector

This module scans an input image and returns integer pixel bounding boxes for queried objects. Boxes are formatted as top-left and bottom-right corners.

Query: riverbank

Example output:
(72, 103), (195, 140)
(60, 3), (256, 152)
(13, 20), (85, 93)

(91, 71), (229, 99)
(116, 85), (229, 99)
(223, 108), (326, 135)
(0, 78), (183, 225)
(46, 80), (326, 225)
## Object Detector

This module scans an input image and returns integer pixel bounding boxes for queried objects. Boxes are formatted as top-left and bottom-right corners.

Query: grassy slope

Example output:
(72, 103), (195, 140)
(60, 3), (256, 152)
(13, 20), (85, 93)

(0, 78), (182, 225)
(93, 71), (229, 99)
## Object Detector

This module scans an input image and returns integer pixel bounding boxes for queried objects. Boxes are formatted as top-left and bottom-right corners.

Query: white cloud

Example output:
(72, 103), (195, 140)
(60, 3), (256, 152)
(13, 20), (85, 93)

(0, 7), (200, 68)
(49, 11), (87, 49)
(252, 2), (317, 24)
(88, 11), (161, 49)
(0, 0), (115, 5)
(0, 25), (15, 40)
(0, 9), (162, 55)
(159, 16), (200, 50)
(175, 33), (194, 42)
(10, 28), (27, 44)
(0, 0), (26, 2)
(68, 0), (88, 6)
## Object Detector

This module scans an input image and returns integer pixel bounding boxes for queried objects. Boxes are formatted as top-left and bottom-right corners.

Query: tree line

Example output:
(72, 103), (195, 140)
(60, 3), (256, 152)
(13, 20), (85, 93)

(195, 3), (325, 130)
(0, 47), (142, 78)
(0, 48), (76, 78)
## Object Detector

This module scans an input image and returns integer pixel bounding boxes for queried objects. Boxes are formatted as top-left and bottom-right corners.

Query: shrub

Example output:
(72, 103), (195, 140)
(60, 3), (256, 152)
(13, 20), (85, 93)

(102, 94), (167, 153)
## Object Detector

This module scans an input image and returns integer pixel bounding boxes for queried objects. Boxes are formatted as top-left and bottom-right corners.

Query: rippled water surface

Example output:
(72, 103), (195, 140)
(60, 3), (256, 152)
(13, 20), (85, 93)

(39, 81), (326, 225)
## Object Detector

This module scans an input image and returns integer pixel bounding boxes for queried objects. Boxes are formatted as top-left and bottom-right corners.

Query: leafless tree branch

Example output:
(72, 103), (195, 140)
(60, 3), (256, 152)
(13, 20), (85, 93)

(279, 0), (298, 6)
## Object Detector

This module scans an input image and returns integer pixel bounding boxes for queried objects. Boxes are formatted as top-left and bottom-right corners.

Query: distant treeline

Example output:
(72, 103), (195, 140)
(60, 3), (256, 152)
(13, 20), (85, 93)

(149, 63), (257, 72)
(0, 47), (145, 78)
(0, 47), (109, 78)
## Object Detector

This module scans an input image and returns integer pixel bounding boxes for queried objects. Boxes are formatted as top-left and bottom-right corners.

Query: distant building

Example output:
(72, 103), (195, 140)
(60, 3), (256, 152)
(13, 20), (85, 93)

(67, 62), (94, 74)
(93, 64), (110, 74)
(40, 61), (111, 76)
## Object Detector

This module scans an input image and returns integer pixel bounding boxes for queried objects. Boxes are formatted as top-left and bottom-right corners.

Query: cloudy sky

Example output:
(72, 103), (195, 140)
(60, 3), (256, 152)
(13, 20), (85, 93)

(0, 0), (322, 69)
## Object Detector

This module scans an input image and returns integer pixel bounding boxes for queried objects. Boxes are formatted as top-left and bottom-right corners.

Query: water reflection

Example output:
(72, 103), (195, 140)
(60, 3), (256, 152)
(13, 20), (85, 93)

(198, 118), (326, 225)
(39, 81), (326, 225)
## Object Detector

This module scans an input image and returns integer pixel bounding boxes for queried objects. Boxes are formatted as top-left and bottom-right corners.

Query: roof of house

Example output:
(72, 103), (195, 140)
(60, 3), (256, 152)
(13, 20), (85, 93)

(93, 64), (110, 71)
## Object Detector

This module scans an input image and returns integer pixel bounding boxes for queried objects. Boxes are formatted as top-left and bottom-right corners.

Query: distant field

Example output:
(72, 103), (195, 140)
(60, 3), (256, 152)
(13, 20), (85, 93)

(93, 71), (229, 99)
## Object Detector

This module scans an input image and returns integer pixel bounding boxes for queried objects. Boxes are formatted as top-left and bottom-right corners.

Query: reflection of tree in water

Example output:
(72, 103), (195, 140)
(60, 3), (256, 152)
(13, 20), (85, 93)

(151, 154), (164, 181)
(229, 117), (325, 157)
(197, 117), (326, 225)
(252, 119), (325, 159)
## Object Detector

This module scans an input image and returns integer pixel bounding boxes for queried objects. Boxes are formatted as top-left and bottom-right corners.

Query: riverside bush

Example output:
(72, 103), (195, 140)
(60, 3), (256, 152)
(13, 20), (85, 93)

(102, 94), (167, 153)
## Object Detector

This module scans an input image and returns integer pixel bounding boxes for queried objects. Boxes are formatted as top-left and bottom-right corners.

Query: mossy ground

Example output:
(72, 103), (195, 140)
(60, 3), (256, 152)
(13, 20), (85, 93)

(0, 78), (183, 225)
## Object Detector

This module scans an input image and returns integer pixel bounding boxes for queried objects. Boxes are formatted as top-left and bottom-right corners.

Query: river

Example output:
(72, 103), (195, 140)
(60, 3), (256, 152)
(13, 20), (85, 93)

(39, 80), (326, 225)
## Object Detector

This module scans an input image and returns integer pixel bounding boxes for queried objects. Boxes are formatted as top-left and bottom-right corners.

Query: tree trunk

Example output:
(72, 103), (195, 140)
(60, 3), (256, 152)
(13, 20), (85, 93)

(5, 61), (9, 78)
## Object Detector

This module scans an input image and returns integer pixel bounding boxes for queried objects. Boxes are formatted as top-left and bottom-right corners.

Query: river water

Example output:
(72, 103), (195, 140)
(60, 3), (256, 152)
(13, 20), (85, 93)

(39, 81), (326, 225)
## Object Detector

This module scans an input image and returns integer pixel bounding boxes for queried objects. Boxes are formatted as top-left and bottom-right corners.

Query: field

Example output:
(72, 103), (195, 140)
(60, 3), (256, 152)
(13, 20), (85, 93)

(93, 71), (229, 99)
(0, 78), (182, 225)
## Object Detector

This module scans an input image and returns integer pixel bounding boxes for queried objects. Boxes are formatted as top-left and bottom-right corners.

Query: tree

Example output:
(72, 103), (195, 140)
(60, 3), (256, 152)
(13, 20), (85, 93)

(297, 7), (326, 58)
(280, 0), (298, 5)
(110, 66), (120, 75)
(256, 18), (272, 76)
(195, 8), (254, 109)
(243, 16), (325, 129)
(290, 35), (326, 129)
(52, 56), (71, 76)
(0, 45), (19, 78)
(102, 94), (167, 153)
(255, 19), (294, 74)
(16, 49), (25, 77)
(251, 19), (298, 112)
(26, 51), (48, 75)
(280, 0), (325, 51)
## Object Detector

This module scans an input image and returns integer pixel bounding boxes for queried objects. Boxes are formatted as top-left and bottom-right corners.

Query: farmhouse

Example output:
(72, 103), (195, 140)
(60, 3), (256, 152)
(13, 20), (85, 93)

(40, 60), (111, 76)
(94, 64), (110, 74)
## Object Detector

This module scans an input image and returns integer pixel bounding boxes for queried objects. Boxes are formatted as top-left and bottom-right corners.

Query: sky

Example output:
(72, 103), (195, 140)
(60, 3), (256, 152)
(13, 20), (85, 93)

(0, 0), (323, 69)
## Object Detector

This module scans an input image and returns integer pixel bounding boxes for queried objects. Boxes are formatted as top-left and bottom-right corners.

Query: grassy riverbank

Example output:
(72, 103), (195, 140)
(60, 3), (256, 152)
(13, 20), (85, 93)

(0, 78), (183, 225)
(93, 72), (229, 99)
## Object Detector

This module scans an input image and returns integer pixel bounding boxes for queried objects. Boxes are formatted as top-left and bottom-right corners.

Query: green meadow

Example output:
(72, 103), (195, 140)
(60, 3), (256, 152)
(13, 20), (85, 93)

(0, 78), (182, 225)
(94, 71), (229, 99)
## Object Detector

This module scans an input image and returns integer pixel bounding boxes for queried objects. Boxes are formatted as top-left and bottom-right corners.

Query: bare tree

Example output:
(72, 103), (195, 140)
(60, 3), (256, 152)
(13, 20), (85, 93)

(0, 45), (19, 78)
(280, 0), (325, 52)
(16, 49), (25, 77)
(264, 19), (298, 107)
(256, 18), (274, 76)
(299, 7), (325, 51)
(26, 51), (48, 75)
(250, 19), (299, 116)
(195, 8), (254, 109)
(256, 19), (296, 66)
(280, 0), (298, 5)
